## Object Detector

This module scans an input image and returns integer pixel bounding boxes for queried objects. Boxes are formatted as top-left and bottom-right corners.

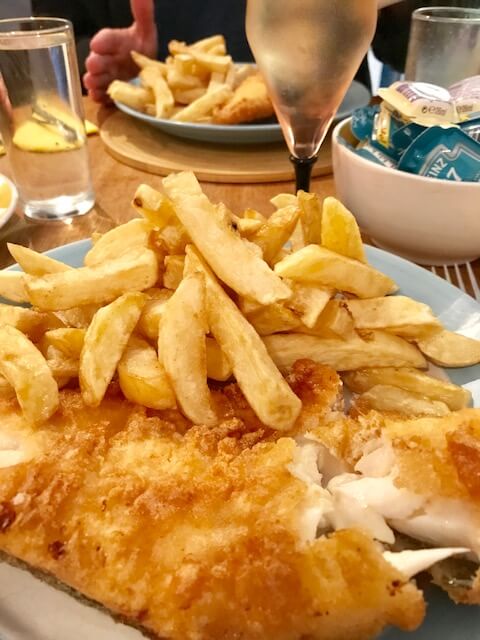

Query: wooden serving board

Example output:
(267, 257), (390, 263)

(100, 111), (332, 184)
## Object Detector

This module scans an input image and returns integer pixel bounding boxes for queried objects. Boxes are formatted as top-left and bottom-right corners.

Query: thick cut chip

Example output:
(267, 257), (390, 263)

(163, 255), (186, 290)
(417, 330), (480, 367)
(168, 41), (232, 73)
(233, 217), (263, 236)
(205, 337), (232, 381)
(160, 272), (216, 426)
(47, 305), (100, 330)
(7, 243), (72, 275)
(264, 330), (426, 371)
(0, 272), (28, 303)
(171, 85), (232, 122)
(40, 328), (86, 360)
(345, 296), (441, 339)
(107, 80), (153, 111)
(0, 303), (45, 339)
(118, 336), (176, 410)
(84, 219), (153, 267)
(274, 245), (397, 298)
(286, 283), (332, 328)
(0, 325), (58, 423)
(132, 184), (176, 230)
(185, 246), (302, 431)
(131, 51), (167, 74)
(355, 384), (450, 417)
(136, 289), (173, 340)
(26, 248), (158, 310)
(321, 197), (366, 263)
(271, 193), (298, 209)
(243, 302), (301, 336)
(163, 172), (290, 304)
(343, 368), (471, 411)
(299, 300), (356, 340)
(297, 191), (323, 245)
(80, 292), (145, 406)
(140, 66), (175, 119)
(250, 205), (300, 265)
(44, 345), (79, 387)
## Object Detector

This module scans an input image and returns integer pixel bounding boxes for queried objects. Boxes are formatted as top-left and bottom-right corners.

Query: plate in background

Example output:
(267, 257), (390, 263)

(114, 80), (371, 144)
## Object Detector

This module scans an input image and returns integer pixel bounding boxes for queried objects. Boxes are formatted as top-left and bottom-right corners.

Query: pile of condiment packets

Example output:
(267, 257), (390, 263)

(348, 76), (480, 183)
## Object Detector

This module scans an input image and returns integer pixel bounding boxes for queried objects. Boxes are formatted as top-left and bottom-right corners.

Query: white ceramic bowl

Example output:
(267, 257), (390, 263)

(332, 117), (480, 265)
(0, 175), (18, 230)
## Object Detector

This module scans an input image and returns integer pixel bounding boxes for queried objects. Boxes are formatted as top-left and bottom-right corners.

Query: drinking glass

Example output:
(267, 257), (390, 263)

(0, 18), (94, 222)
(405, 7), (480, 87)
(246, 0), (378, 192)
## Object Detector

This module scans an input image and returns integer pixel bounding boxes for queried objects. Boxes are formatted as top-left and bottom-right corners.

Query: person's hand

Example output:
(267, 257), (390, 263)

(83, 0), (158, 103)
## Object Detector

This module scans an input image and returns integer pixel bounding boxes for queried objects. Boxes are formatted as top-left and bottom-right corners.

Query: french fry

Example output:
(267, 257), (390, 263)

(190, 35), (227, 54)
(26, 248), (158, 310)
(47, 305), (100, 330)
(40, 328), (86, 359)
(84, 219), (153, 267)
(342, 368), (471, 411)
(321, 197), (366, 263)
(271, 193), (298, 209)
(243, 208), (267, 223)
(0, 374), (15, 399)
(286, 283), (332, 328)
(417, 329), (480, 367)
(297, 191), (322, 245)
(243, 302), (301, 336)
(160, 272), (217, 426)
(264, 330), (427, 371)
(0, 325), (58, 423)
(250, 205), (300, 265)
(136, 289), (173, 340)
(232, 216), (264, 236)
(354, 384), (450, 417)
(107, 80), (153, 111)
(168, 41), (232, 73)
(171, 85), (232, 122)
(80, 292), (145, 407)
(274, 245), (398, 299)
(131, 50), (167, 75)
(132, 184), (176, 230)
(0, 271), (28, 303)
(7, 243), (72, 275)
(166, 66), (206, 91)
(118, 336), (176, 410)
(44, 344), (79, 387)
(208, 71), (227, 92)
(154, 224), (191, 255)
(162, 172), (291, 304)
(345, 296), (441, 339)
(300, 300), (356, 340)
(173, 87), (206, 104)
(185, 246), (301, 431)
(139, 66), (175, 119)
(0, 303), (45, 339)
(205, 337), (232, 381)
(163, 255), (186, 290)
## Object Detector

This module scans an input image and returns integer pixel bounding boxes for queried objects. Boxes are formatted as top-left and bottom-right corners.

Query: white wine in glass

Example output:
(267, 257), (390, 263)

(246, 0), (378, 191)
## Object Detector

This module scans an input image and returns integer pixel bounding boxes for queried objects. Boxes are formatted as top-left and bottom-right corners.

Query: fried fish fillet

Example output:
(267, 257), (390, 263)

(213, 72), (275, 125)
(313, 408), (480, 605)
(0, 363), (424, 640)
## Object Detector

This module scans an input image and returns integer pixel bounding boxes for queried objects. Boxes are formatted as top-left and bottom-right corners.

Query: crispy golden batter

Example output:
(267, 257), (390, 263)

(213, 72), (275, 124)
(0, 364), (424, 640)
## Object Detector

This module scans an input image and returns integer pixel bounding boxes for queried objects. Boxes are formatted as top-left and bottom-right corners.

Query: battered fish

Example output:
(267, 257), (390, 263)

(0, 363), (424, 640)
(213, 72), (275, 125)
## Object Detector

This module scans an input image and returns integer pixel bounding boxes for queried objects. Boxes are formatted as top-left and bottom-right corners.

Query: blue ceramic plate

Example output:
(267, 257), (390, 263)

(0, 241), (479, 639)
(114, 80), (371, 145)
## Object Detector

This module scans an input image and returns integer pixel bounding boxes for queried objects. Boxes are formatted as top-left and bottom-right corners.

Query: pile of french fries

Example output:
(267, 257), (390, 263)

(107, 35), (258, 124)
(0, 171), (479, 428)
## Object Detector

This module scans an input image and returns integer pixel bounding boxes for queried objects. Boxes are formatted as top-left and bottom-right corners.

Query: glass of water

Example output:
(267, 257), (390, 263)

(0, 18), (94, 222)
(405, 7), (480, 87)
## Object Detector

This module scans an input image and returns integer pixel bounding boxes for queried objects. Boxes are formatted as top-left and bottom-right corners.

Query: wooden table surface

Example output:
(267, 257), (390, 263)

(0, 98), (478, 300)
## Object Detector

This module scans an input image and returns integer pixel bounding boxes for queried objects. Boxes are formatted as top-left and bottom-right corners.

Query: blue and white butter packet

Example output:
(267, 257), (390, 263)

(398, 126), (480, 182)
(355, 141), (398, 169)
(351, 105), (379, 142)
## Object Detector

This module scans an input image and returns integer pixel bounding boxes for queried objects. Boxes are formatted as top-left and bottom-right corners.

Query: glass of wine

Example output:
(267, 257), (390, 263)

(246, 0), (378, 192)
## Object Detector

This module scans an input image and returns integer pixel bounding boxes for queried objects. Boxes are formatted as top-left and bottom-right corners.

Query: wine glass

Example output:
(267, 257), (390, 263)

(246, 0), (378, 192)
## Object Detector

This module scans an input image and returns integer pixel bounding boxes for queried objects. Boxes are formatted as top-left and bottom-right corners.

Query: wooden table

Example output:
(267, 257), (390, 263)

(0, 98), (478, 300)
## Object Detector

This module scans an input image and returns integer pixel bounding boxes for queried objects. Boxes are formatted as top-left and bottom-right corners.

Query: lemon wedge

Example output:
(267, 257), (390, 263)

(0, 181), (11, 210)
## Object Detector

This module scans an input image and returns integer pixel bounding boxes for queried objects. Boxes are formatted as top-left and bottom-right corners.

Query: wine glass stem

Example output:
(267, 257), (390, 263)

(290, 155), (318, 193)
